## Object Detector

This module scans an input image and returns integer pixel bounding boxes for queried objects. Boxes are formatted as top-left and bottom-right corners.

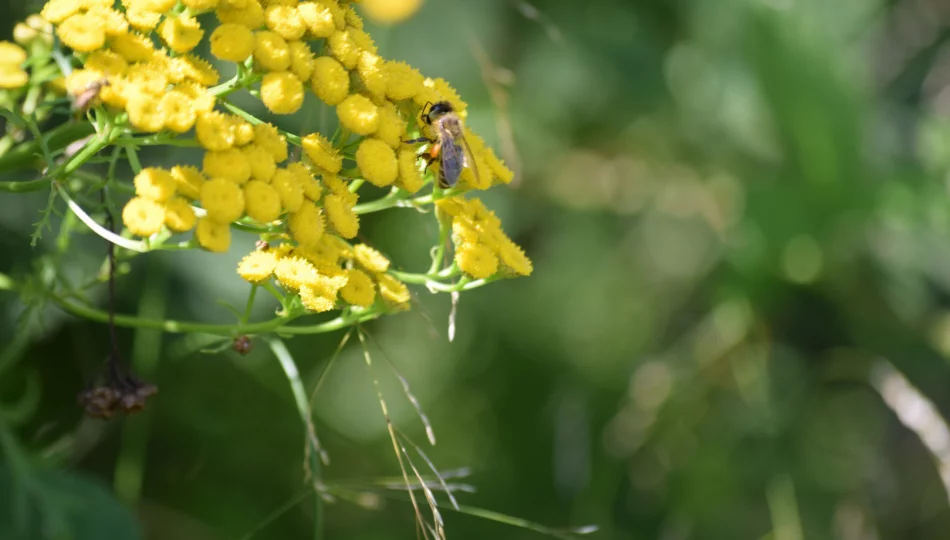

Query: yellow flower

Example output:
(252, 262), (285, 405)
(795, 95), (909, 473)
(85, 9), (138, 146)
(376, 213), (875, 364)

(0, 65), (28, 89)
(289, 41), (314, 80)
(173, 54), (220, 86)
(176, 81), (215, 113)
(210, 23), (254, 62)
(126, 94), (165, 132)
(301, 132), (342, 173)
(327, 30), (359, 69)
(84, 50), (127, 76)
(460, 152), (491, 190)
(122, 197), (166, 236)
(87, 7), (128, 36)
(348, 27), (377, 55)
(484, 147), (515, 185)
(230, 116), (255, 145)
(324, 193), (359, 238)
(384, 61), (423, 101)
(109, 32), (156, 62)
(134, 168), (177, 202)
(200, 178), (245, 222)
(159, 15), (204, 53)
(337, 94), (379, 135)
(41, 0), (81, 24)
(297, 1), (335, 38)
(275, 256), (317, 290)
(456, 243), (498, 279)
(242, 144), (277, 182)
(265, 5), (306, 40)
(123, 63), (168, 96)
(58, 13), (106, 52)
(160, 91), (197, 133)
(0, 42), (27, 65)
(288, 201), (325, 249)
(203, 149), (252, 184)
(310, 56), (349, 106)
(288, 162), (322, 200)
(216, 0), (266, 28)
(353, 244), (390, 273)
(356, 138), (398, 187)
(360, 0), (423, 25)
(299, 284), (336, 312)
(497, 236), (532, 276)
(237, 249), (279, 283)
(397, 148), (424, 193)
(125, 7), (162, 32)
(163, 197), (198, 232)
(260, 71), (305, 114)
(243, 180), (283, 223)
(196, 217), (232, 252)
(376, 272), (410, 306)
(341, 268), (375, 307)
(196, 111), (236, 150)
(137, 0), (177, 11)
(421, 77), (466, 115)
(357, 51), (387, 99)
(170, 165), (206, 200)
(375, 102), (407, 148)
(272, 168), (304, 212)
(254, 30), (291, 72)
(253, 123), (288, 162)
(182, 0), (220, 9)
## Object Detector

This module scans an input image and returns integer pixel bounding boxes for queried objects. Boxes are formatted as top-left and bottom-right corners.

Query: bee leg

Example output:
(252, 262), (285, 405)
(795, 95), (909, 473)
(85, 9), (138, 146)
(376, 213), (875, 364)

(403, 137), (436, 145)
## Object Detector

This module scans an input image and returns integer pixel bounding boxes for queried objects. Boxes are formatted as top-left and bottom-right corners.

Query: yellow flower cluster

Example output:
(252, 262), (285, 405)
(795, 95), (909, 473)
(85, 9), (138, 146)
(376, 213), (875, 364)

(0, 42), (28, 89)
(436, 197), (533, 279)
(237, 241), (410, 311)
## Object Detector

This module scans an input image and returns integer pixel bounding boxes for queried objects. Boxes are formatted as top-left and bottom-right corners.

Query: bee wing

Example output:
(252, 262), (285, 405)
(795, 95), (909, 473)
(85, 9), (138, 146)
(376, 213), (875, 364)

(438, 138), (465, 188)
(458, 131), (482, 188)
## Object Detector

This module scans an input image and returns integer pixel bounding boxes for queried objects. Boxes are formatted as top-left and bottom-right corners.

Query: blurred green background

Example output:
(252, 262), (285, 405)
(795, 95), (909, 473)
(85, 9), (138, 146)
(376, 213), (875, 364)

(9, 0), (950, 538)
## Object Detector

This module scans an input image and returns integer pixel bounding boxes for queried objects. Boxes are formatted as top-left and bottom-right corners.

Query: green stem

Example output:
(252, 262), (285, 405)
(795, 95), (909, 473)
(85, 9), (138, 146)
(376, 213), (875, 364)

(242, 284), (259, 324)
(266, 337), (325, 540)
(0, 177), (52, 193)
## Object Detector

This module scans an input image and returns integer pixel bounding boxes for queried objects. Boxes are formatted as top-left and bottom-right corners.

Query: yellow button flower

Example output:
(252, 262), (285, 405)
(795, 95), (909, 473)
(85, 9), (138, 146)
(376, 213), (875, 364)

(357, 51), (387, 99)
(138, 0), (177, 11)
(244, 180), (282, 223)
(484, 147), (515, 185)
(58, 13), (106, 52)
(376, 272), (410, 306)
(456, 243), (498, 279)
(242, 144), (277, 182)
(125, 7), (162, 32)
(310, 56), (349, 106)
(196, 217), (232, 252)
(272, 168), (304, 212)
(210, 23), (254, 62)
(297, 2), (335, 38)
(86, 7), (128, 36)
(254, 30), (291, 71)
(216, 0), (266, 28)
(324, 194), (359, 239)
(337, 94), (379, 135)
(170, 165), (206, 200)
(182, 0), (221, 9)
(173, 54), (220, 86)
(260, 71), (304, 114)
(196, 111), (236, 150)
(341, 268), (375, 307)
(265, 5), (306, 40)
(353, 244), (390, 273)
(253, 123), (288, 162)
(299, 283), (336, 312)
(126, 94), (165, 132)
(375, 102), (407, 148)
(384, 61), (423, 101)
(327, 29), (359, 69)
(230, 117), (255, 145)
(356, 138), (398, 187)
(0, 41), (27, 65)
(134, 168), (177, 202)
(163, 197), (198, 232)
(237, 249), (279, 283)
(176, 81), (216, 113)
(109, 32), (156, 62)
(287, 162), (322, 200)
(289, 41), (314, 81)
(275, 256), (318, 291)
(0, 65), (28, 89)
(288, 201), (325, 249)
(361, 0), (423, 25)
(122, 196), (166, 237)
(203, 149), (252, 184)
(84, 50), (127, 76)
(160, 91), (197, 133)
(397, 148), (424, 193)
(200, 178), (245, 223)
(159, 15), (204, 53)
(497, 236), (532, 276)
(41, 0), (80, 24)
(301, 132), (342, 173)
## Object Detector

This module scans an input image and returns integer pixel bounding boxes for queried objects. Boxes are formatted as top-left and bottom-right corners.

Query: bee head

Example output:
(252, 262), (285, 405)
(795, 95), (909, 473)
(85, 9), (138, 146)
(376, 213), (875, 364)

(422, 100), (455, 125)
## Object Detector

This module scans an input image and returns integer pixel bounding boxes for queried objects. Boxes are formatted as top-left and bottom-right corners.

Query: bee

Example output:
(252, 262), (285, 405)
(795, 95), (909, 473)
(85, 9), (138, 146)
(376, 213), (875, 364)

(405, 100), (480, 189)
(72, 78), (110, 113)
